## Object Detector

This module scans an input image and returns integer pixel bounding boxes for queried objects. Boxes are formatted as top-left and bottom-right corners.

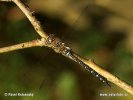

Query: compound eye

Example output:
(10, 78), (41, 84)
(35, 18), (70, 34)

(48, 38), (52, 43)
(46, 34), (55, 44)
(46, 38), (53, 44)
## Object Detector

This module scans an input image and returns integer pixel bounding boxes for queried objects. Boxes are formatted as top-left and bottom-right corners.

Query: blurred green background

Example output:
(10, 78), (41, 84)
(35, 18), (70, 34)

(0, 0), (133, 100)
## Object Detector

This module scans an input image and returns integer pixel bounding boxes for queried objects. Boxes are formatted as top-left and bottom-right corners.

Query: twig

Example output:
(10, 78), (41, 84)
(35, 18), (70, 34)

(0, 0), (46, 38)
(0, 39), (44, 53)
(12, 0), (48, 38)
(0, 0), (133, 95)
(74, 53), (133, 95)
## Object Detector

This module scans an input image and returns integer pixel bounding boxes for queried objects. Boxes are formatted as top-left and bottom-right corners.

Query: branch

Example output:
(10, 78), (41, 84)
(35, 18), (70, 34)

(74, 53), (133, 95)
(0, 39), (44, 53)
(0, 0), (133, 95)
(12, 0), (48, 38)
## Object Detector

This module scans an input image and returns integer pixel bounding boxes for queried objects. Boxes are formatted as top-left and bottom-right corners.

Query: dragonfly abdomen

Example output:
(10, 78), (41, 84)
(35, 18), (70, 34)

(68, 51), (110, 86)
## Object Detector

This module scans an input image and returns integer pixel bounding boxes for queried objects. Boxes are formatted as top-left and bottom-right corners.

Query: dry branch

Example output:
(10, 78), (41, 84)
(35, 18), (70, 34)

(0, 0), (133, 95)
(75, 54), (133, 95)
(13, 0), (48, 38)
(0, 39), (43, 53)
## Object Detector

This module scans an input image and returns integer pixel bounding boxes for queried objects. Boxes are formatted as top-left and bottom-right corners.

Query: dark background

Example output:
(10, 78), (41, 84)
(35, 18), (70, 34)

(0, 0), (133, 100)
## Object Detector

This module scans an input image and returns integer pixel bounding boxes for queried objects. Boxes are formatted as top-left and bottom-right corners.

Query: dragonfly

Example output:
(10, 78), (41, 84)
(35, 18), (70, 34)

(44, 33), (110, 86)
(36, 2), (111, 87)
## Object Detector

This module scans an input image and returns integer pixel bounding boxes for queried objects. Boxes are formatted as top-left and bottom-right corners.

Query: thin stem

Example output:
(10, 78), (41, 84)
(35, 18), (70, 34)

(66, 51), (133, 94)
(74, 53), (133, 95)
(0, 39), (44, 53)
(12, 0), (48, 38)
